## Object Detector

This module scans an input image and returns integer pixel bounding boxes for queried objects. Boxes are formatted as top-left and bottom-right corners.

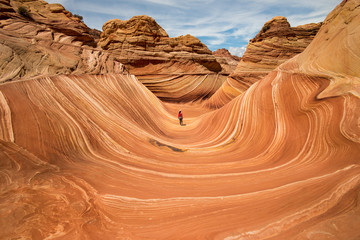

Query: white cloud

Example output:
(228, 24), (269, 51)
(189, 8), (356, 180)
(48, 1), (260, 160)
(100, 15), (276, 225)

(144, 0), (214, 8)
(229, 46), (247, 57)
(46, 0), (70, 4)
(143, 0), (183, 7)
(54, 0), (342, 50)
(287, 9), (333, 26)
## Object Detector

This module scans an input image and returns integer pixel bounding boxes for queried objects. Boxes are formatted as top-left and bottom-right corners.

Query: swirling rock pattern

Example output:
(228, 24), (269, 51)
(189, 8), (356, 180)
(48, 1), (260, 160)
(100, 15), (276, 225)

(98, 15), (233, 102)
(1, 0), (360, 239)
(0, 5), (234, 102)
(205, 17), (322, 108)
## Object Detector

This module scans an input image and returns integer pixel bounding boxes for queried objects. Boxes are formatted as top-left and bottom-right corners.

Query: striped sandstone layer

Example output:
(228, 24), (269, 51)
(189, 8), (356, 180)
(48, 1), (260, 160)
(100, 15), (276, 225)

(205, 16), (321, 108)
(0, 0), (127, 82)
(0, 0), (360, 239)
(98, 15), (232, 102)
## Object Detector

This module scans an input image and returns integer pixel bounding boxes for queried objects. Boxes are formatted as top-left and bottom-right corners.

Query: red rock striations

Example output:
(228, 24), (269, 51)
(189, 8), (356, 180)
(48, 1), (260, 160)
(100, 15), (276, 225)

(213, 48), (241, 62)
(205, 16), (321, 108)
(0, 0), (360, 239)
(98, 15), (230, 102)
(0, 0), (126, 83)
(213, 48), (241, 73)
(0, 2), (232, 102)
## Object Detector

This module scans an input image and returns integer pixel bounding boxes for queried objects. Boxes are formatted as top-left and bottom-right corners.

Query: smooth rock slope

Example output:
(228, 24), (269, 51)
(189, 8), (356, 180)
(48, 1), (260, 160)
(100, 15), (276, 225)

(0, 0), (360, 239)
(205, 16), (321, 108)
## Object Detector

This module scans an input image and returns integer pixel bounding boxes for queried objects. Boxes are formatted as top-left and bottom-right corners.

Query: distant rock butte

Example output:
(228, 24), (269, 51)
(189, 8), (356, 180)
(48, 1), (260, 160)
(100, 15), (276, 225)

(242, 16), (321, 72)
(213, 48), (241, 62)
(212, 48), (241, 73)
(98, 15), (232, 102)
(204, 16), (321, 108)
(99, 16), (211, 55)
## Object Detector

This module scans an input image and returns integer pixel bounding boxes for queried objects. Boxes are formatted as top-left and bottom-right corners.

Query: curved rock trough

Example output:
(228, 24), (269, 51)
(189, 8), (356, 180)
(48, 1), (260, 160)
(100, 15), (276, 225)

(0, 0), (360, 239)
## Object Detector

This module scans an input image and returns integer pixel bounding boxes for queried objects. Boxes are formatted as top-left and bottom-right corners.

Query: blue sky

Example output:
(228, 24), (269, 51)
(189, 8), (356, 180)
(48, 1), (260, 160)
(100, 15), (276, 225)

(47, 0), (340, 56)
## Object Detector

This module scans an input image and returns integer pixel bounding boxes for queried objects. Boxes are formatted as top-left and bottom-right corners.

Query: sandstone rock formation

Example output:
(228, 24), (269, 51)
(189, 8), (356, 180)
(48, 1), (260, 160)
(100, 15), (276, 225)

(236, 16), (321, 86)
(9, 0), (95, 45)
(205, 16), (321, 108)
(1, 0), (360, 239)
(212, 48), (241, 73)
(0, 1), (233, 102)
(98, 15), (229, 102)
(0, 0), (125, 83)
(98, 16), (216, 66)
(213, 48), (241, 61)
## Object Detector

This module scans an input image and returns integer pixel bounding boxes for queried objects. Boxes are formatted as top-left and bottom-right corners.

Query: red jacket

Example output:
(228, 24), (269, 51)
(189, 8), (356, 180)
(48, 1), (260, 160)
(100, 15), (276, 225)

(178, 112), (183, 118)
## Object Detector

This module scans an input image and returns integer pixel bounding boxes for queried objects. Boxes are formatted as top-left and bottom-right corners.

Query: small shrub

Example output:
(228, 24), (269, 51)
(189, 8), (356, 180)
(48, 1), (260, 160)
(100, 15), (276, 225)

(18, 6), (31, 18)
(73, 14), (83, 21)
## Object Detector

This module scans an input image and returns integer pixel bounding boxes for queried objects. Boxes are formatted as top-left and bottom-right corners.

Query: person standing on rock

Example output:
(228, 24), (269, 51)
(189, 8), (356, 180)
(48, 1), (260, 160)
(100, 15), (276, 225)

(178, 110), (183, 126)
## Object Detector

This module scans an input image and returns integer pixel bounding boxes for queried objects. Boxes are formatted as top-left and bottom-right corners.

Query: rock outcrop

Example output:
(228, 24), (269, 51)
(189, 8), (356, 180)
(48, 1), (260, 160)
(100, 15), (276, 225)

(0, 2), (233, 102)
(100, 16), (208, 52)
(98, 15), (229, 102)
(236, 17), (321, 83)
(98, 16), (217, 67)
(212, 48), (241, 73)
(213, 48), (241, 61)
(9, 0), (95, 45)
(0, 0), (126, 83)
(205, 16), (321, 108)
(236, 16), (321, 83)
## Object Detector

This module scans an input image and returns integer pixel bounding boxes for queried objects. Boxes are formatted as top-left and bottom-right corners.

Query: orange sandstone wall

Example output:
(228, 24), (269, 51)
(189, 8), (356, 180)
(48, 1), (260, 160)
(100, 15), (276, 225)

(205, 16), (321, 108)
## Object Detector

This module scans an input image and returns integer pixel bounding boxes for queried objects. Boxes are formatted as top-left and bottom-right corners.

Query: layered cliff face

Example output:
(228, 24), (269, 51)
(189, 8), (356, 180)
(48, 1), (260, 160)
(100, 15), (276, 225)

(205, 16), (322, 108)
(236, 16), (321, 85)
(99, 16), (211, 54)
(1, 0), (360, 239)
(0, 1), (232, 102)
(98, 15), (229, 102)
(8, 0), (95, 45)
(0, 0), (126, 83)
(212, 48), (241, 73)
(99, 16), (215, 64)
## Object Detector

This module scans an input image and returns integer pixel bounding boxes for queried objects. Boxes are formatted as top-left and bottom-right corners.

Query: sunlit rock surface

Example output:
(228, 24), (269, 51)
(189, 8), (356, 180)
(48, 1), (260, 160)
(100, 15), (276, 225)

(0, 0), (124, 82)
(1, 0), (360, 239)
(98, 15), (230, 102)
(0, 2), (233, 102)
(205, 16), (321, 108)
(213, 48), (241, 73)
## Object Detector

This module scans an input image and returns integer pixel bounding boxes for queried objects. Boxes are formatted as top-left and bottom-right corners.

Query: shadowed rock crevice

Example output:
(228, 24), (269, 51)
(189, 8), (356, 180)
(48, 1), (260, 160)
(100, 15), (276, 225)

(149, 139), (186, 152)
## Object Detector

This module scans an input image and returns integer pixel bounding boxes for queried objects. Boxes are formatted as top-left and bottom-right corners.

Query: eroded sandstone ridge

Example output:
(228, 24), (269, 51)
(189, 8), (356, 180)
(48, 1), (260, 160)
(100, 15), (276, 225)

(0, 0), (126, 82)
(205, 16), (322, 108)
(213, 48), (241, 73)
(1, 0), (360, 239)
(0, 3), (234, 102)
(99, 15), (219, 69)
(98, 15), (230, 102)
